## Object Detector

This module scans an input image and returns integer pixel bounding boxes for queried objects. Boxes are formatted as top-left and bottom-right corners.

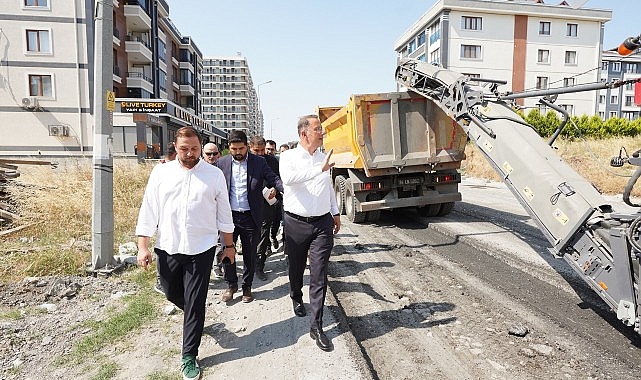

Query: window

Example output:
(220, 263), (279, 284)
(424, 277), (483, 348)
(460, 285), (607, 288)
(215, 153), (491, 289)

(537, 104), (548, 114)
(625, 96), (634, 106)
(536, 76), (548, 89)
(612, 62), (621, 72)
(611, 95), (618, 104)
(29, 74), (53, 97)
(537, 49), (550, 63)
(623, 112), (637, 121)
(26, 29), (50, 53)
(430, 49), (440, 65)
(599, 95), (605, 104)
(460, 44), (481, 59)
(417, 54), (425, 62)
(563, 77), (575, 87)
(564, 51), (577, 65)
(24, 0), (49, 7)
(626, 63), (637, 74)
(609, 111), (618, 118)
(626, 83), (634, 91)
(598, 112), (605, 120)
(539, 21), (551, 35)
(407, 40), (416, 54)
(417, 31), (426, 47)
(429, 23), (441, 45)
(462, 16), (482, 31)
(602, 61), (609, 70)
(560, 104), (574, 116)
(463, 73), (481, 80)
(566, 23), (577, 37)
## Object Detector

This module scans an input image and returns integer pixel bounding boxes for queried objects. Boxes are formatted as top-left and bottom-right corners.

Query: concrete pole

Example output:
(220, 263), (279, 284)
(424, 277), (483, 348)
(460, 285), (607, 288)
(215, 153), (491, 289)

(91, 0), (115, 270)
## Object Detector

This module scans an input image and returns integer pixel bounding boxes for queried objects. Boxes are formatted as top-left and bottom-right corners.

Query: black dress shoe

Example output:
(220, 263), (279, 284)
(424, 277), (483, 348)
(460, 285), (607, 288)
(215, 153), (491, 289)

(292, 300), (306, 317)
(310, 328), (332, 351)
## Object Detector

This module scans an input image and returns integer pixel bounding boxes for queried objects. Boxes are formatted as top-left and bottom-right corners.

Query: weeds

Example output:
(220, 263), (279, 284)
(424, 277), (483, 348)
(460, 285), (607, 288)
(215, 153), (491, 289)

(59, 291), (158, 366)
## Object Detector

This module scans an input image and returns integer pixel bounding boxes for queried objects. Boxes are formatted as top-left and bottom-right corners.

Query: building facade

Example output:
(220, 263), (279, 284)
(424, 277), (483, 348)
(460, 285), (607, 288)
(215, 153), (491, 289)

(598, 50), (641, 121)
(201, 56), (263, 137)
(394, 0), (612, 117)
(0, 0), (225, 158)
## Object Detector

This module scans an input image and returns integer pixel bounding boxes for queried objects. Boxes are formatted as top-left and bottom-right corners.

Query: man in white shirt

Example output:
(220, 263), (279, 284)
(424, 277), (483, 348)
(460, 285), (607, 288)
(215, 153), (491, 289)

(279, 115), (341, 352)
(136, 126), (235, 380)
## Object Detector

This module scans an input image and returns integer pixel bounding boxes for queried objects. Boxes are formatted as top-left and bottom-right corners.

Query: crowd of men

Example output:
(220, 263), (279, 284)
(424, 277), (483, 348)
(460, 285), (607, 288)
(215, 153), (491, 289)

(136, 117), (340, 380)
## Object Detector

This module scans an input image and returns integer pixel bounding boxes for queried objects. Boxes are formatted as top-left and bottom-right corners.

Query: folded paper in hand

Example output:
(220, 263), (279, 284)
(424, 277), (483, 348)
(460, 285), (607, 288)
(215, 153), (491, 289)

(262, 187), (277, 205)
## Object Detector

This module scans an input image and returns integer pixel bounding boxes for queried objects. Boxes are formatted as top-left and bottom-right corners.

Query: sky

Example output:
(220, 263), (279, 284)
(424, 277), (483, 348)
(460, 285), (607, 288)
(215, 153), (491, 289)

(168, 0), (638, 145)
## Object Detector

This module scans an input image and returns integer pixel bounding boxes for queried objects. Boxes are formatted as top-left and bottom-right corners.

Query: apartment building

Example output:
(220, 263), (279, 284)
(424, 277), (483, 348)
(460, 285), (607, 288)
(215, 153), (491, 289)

(598, 50), (641, 121)
(201, 56), (263, 137)
(395, 0), (612, 117)
(0, 0), (225, 158)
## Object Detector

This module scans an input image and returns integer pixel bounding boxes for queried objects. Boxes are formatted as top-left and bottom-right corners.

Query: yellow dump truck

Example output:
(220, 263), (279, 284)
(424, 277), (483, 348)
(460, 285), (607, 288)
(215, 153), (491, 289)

(320, 91), (467, 223)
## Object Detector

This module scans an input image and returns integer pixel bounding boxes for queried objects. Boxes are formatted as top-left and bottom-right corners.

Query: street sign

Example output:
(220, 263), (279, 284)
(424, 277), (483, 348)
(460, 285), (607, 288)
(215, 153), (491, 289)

(106, 90), (115, 111)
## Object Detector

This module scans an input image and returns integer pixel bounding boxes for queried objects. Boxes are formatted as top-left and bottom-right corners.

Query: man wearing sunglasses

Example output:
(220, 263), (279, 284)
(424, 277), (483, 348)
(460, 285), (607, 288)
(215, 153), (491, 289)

(203, 143), (220, 164)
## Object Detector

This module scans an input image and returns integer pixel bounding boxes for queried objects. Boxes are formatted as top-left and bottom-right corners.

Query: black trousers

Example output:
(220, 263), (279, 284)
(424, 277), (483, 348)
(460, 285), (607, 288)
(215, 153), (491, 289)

(256, 204), (273, 270)
(270, 203), (282, 240)
(225, 211), (259, 290)
(284, 212), (334, 330)
(155, 246), (215, 358)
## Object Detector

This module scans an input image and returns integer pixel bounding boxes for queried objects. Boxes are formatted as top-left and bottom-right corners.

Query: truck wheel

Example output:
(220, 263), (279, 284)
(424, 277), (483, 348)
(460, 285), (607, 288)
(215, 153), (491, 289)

(437, 202), (455, 216)
(334, 175), (346, 215)
(344, 179), (366, 223)
(417, 204), (441, 217)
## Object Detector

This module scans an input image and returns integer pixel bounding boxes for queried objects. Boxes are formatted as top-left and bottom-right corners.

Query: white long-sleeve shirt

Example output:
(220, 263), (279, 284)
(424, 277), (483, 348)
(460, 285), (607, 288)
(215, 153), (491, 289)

(136, 159), (234, 255)
(279, 145), (339, 218)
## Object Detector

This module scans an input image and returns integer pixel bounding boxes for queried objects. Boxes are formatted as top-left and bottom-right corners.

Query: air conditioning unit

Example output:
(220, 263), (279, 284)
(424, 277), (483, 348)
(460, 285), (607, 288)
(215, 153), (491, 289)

(21, 97), (39, 110)
(49, 125), (69, 137)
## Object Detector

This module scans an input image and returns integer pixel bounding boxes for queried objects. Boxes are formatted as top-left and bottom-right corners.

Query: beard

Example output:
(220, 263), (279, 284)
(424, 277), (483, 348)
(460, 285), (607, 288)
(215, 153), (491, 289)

(179, 156), (199, 169)
(232, 153), (245, 161)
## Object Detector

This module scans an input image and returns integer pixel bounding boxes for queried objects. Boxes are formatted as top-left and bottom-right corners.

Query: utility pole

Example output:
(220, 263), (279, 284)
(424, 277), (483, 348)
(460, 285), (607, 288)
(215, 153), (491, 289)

(91, 0), (116, 271)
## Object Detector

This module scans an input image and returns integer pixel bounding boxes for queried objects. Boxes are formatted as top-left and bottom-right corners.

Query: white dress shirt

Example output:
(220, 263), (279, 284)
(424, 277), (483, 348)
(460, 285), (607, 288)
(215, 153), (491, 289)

(279, 145), (339, 217)
(230, 157), (250, 211)
(136, 159), (235, 255)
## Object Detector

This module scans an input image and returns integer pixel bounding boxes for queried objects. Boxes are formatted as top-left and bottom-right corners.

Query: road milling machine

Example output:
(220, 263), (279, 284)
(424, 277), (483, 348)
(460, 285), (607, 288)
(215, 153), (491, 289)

(395, 34), (641, 334)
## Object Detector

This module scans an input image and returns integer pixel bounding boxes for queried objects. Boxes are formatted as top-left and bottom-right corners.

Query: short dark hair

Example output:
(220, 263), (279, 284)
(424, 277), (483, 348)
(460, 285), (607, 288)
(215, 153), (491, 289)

(265, 139), (276, 146)
(166, 142), (176, 155)
(279, 143), (290, 150)
(297, 115), (319, 136)
(175, 127), (202, 144)
(228, 129), (248, 145)
(249, 135), (266, 146)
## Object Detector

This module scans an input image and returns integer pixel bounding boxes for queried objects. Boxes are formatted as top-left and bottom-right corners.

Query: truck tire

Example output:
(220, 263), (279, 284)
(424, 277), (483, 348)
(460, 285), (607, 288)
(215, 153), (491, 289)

(417, 203), (441, 217)
(334, 175), (347, 215)
(344, 178), (366, 223)
(437, 202), (455, 216)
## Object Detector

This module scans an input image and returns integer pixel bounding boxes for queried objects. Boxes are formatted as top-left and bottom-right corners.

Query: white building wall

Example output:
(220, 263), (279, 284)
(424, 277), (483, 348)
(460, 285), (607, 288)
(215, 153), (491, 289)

(522, 17), (603, 115)
(0, 0), (92, 156)
(447, 11), (515, 84)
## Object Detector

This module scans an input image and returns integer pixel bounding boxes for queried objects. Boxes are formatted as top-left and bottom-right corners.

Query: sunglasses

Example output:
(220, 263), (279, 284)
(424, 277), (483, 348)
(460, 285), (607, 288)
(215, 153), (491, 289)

(204, 152), (219, 156)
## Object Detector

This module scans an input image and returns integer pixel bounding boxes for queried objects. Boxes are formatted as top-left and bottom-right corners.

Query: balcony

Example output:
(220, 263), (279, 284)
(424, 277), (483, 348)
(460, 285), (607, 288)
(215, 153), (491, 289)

(179, 61), (194, 73)
(157, 0), (169, 18)
(127, 71), (154, 94)
(113, 26), (121, 45)
(180, 82), (195, 96)
(125, 35), (152, 63)
(124, 3), (151, 32)
(113, 66), (122, 83)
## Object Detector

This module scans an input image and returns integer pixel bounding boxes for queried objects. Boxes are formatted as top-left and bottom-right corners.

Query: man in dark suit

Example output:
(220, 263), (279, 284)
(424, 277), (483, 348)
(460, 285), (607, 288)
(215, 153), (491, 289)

(249, 136), (281, 281)
(215, 130), (283, 303)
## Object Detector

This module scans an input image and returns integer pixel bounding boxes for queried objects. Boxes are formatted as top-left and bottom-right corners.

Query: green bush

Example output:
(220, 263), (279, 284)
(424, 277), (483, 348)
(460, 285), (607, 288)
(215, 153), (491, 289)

(521, 109), (641, 139)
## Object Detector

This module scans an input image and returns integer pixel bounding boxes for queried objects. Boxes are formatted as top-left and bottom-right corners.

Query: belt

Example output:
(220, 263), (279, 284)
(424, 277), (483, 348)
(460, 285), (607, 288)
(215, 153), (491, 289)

(232, 210), (251, 214)
(285, 211), (328, 223)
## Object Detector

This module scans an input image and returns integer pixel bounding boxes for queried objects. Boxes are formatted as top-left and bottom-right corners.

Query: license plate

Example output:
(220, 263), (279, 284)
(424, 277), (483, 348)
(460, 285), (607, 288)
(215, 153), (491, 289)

(398, 177), (421, 186)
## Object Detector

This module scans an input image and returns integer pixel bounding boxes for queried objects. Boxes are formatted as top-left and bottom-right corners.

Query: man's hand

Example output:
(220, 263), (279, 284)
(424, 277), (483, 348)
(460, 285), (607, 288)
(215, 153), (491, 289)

(137, 247), (153, 270)
(221, 247), (236, 264)
(322, 149), (335, 172)
(333, 215), (341, 234)
(267, 187), (276, 199)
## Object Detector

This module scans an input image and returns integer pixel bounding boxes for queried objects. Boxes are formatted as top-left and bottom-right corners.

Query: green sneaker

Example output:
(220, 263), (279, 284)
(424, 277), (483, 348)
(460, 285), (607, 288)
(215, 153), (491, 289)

(181, 354), (201, 380)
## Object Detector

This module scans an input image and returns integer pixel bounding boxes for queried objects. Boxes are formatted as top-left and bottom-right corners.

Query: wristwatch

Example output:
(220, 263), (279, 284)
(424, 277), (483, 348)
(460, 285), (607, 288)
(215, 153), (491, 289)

(224, 244), (235, 249)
